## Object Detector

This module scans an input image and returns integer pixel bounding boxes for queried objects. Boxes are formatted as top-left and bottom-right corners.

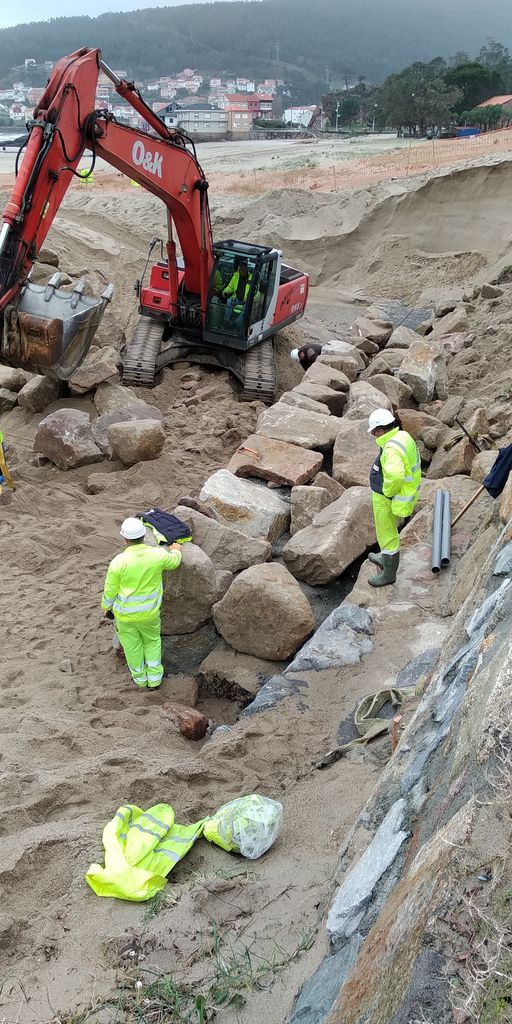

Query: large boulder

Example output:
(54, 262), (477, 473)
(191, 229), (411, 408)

(437, 396), (465, 426)
(17, 375), (62, 413)
(344, 381), (393, 421)
(471, 451), (496, 483)
(318, 339), (366, 371)
(256, 404), (340, 453)
(387, 326), (421, 349)
(173, 505), (271, 573)
(427, 438), (476, 479)
(212, 563), (315, 660)
(93, 409), (163, 458)
(292, 382), (347, 416)
(290, 485), (333, 534)
(278, 391), (332, 416)
(332, 418), (376, 488)
(302, 362), (350, 392)
(93, 382), (163, 420)
(398, 339), (447, 403)
(227, 433), (322, 487)
(0, 367), (31, 392)
(429, 306), (467, 340)
(317, 354), (358, 382)
(283, 486), (375, 585)
(161, 543), (225, 635)
(360, 351), (405, 380)
(37, 246), (59, 267)
(199, 469), (290, 542)
(369, 374), (415, 408)
(352, 316), (392, 346)
(0, 389), (18, 413)
(33, 409), (103, 470)
(480, 282), (503, 299)
(68, 346), (121, 394)
(107, 419), (165, 466)
(397, 409), (443, 438)
(351, 335), (380, 356)
(434, 298), (457, 318)
(313, 471), (345, 500)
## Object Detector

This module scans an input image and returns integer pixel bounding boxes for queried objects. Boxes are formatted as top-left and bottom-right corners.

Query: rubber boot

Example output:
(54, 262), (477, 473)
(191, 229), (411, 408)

(368, 552), (384, 567)
(369, 552), (399, 588)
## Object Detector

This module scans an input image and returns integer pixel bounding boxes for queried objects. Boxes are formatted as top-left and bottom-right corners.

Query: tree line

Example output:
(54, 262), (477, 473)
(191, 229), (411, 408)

(322, 39), (512, 135)
(0, 0), (511, 104)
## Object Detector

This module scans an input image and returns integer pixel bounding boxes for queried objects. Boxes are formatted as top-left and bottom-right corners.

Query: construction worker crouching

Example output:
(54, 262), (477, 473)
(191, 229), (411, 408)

(101, 518), (182, 689)
(368, 409), (421, 588)
(290, 343), (322, 371)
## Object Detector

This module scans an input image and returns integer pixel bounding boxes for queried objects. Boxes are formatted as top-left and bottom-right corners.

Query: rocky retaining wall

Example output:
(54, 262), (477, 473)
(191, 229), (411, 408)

(289, 524), (512, 1024)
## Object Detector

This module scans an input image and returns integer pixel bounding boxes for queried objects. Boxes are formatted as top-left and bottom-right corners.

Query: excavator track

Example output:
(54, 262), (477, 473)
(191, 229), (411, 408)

(122, 317), (163, 386)
(123, 316), (275, 403)
(241, 339), (275, 403)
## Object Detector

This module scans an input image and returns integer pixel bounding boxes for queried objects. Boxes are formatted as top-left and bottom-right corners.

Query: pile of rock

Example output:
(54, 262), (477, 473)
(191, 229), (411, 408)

(18, 280), (512, 680)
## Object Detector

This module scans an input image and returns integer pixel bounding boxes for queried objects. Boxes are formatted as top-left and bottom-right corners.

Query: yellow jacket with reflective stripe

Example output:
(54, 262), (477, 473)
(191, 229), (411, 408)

(223, 270), (252, 302)
(377, 427), (421, 518)
(86, 803), (206, 901)
(101, 543), (181, 621)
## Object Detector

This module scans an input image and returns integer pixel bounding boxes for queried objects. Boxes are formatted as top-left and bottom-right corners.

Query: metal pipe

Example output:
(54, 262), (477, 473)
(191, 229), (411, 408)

(431, 489), (444, 574)
(440, 489), (451, 567)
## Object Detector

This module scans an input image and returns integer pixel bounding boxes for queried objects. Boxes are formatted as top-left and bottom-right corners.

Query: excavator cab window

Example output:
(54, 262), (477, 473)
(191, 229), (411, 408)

(205, 248), (259, 342)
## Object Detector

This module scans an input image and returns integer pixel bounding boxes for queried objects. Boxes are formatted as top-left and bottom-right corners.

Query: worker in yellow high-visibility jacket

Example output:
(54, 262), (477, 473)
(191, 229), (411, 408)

(101, 518), (182, 689)
(368, 409), (421, 587)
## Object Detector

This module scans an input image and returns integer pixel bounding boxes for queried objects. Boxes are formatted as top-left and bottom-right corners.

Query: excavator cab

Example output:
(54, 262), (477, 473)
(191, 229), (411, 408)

(204, 241), (281, 351)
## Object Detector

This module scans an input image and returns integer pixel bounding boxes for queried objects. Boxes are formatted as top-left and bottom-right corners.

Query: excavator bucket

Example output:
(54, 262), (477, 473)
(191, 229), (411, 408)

(0, 274), (114, 380)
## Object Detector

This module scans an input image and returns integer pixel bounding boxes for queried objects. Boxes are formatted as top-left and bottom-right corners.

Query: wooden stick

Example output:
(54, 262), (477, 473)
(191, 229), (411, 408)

(451, 484), (485, 528)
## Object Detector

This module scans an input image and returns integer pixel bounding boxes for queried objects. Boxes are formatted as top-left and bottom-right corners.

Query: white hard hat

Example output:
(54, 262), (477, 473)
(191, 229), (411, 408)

(290, 348), (300, 361)
(120, 517), (146, 540)
(368, 408), (396, 434)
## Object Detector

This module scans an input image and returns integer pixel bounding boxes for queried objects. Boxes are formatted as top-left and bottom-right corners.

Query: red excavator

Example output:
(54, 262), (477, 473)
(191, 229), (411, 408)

(0, 48), (308, 402)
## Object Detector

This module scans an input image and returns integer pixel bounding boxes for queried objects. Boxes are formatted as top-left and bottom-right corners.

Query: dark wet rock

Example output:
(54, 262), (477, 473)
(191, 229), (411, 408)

(241, 675), (308, 716)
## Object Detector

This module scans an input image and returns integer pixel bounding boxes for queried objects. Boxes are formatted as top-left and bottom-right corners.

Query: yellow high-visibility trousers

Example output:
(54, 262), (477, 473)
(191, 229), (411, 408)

(115, 614), (164, 688)
(372, 492), (401, 555)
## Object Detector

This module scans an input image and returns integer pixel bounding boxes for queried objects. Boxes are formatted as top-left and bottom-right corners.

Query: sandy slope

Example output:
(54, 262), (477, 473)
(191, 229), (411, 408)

(1, 158), (511, 1022)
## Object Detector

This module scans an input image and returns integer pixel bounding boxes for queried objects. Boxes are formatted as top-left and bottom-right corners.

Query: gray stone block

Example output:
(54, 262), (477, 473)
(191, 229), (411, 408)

(326, 799), (409, 946)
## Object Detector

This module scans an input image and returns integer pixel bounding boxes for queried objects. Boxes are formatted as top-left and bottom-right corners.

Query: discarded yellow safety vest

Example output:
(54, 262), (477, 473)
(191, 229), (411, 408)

(86, 803), (205, 901)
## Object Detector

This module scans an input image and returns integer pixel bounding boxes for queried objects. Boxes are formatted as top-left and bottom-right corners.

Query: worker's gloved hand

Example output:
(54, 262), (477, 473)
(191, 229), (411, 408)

(104, 610), (115, 621)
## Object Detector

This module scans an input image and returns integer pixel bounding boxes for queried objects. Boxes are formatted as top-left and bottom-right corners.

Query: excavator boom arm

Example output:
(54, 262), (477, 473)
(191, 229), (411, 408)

(0, 47), (213, 314)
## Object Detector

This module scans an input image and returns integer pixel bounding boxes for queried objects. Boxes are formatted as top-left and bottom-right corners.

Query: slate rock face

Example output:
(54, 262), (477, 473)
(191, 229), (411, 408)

(285, 604), (374, 672)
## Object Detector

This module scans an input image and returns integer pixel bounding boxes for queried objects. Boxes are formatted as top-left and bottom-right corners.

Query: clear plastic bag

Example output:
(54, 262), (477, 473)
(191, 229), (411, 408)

(204, 794), (283, 859)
